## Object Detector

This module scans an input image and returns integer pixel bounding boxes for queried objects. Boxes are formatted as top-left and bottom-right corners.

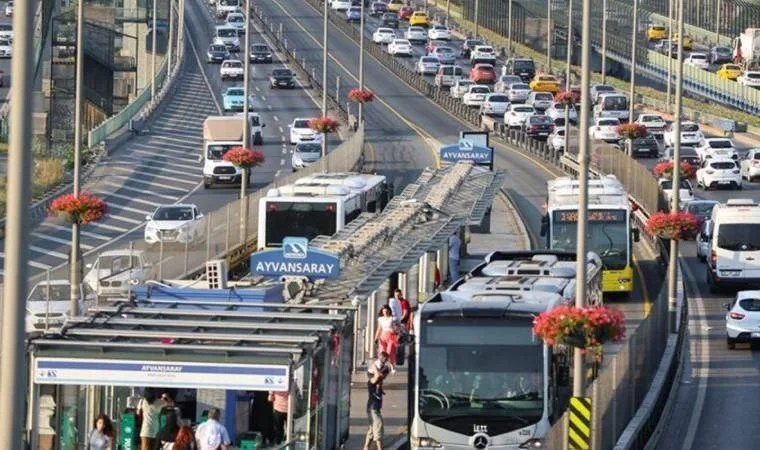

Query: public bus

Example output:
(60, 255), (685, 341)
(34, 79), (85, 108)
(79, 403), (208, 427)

(257, 172), (391, 248)
(541, 175), (639, 295)
(409, 290), (573, 450)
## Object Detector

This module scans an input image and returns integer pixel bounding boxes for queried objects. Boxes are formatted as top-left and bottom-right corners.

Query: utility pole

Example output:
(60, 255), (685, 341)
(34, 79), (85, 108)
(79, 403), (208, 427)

(151, 0), (158, 100)
(358, 0), (366, 125)
(322, 0), (328, 157)
(574, 0), (592, 399)
(167, 0), (174, 74)
(628, 0), (638, 123)
(715, 0), (721, 43)
(446, 0), (450, 27)
(0, 0), (34, 446)
(507, 0), (513, 54)
(474, 0), (480, 36)
(666, 0), (673, 110)
(601, 0), (607, 83)
(70, 0), (85, 315)
(565, 0), (573, 91)
(546, 0), (552, 72)
(242, 0), (251, 148)
(668, 0), (685, 332)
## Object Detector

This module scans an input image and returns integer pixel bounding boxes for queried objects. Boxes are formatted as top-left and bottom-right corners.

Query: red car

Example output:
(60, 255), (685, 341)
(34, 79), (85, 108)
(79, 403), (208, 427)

(398, 6), (414, 20)
(470, 64), (496, 84)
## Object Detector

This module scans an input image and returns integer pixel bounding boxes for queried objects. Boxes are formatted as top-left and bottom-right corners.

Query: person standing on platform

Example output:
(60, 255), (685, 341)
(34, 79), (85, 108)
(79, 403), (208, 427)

(268, 390), (289, 444)
(363, 352), (390, 450)
(448, 231), (462, 283)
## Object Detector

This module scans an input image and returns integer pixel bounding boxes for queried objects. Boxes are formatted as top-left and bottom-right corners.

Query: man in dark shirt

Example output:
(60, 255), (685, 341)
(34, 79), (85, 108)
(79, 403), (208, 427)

(363, 352), (390, 450)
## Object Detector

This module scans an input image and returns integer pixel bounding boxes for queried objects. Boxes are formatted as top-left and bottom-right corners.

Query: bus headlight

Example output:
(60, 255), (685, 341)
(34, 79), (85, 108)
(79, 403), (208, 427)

(519, 438), (545, 448)
(412, 437), (442, 448)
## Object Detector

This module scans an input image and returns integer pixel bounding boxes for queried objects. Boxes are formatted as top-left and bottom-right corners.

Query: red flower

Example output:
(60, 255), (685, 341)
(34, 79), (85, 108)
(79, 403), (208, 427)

(223, 147), (265, 168)
(49, 193), (107, 225)
(308, 116), (340, 134)
(645, 211), (700, 240)
(532, 305), (626, 360)
(616, 123), (648, 140)
(348, 88), (375, 104)
(554, 90), (579, 105)
(653, 160), (697, 179)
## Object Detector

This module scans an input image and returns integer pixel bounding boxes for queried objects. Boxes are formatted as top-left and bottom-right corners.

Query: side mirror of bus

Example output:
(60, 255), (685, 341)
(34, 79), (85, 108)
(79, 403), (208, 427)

(557, 366), (570, 387)
(632, 228), (640, 242)
(540, 216), (549, 237)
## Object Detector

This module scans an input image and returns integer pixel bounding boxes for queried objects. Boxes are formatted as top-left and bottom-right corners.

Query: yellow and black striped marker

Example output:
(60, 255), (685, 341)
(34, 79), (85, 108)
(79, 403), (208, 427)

(568, 396), (592, 450)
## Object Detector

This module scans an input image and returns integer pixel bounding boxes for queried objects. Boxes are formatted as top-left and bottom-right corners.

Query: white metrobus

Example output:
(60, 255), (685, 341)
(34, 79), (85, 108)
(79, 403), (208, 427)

(257, 172), (390, 248)
(541, 175), (639, 295)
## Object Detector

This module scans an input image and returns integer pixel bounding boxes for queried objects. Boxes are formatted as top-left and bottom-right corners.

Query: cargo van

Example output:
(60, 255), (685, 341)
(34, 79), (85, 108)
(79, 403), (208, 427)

(594, 93), (630, 122)
(707, 199), (760, 291)
(434, 65), (464, 87)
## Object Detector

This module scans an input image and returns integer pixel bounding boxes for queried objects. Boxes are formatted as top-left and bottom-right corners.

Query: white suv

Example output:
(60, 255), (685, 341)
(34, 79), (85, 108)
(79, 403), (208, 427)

(707, 200), (760, 293)
(144, 204), (204, 245)
(696, 158), (742, 190)
(696, 138), (738, 161)
(470, 45), (496, 65)
(289, 117), (323, 145)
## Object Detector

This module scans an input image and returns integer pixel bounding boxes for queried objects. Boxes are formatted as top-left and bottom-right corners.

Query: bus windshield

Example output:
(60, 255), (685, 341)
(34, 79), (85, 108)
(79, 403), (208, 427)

(417, 317), (544, 436)
(551, 209), (628, 270)
(264, 201), (338, 247)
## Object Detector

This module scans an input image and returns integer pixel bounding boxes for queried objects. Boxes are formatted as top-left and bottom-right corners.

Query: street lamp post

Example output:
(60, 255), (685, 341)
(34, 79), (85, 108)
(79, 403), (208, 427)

(667, 0), (673, 110)
(240, 0), (252, 244)
(669, 0), (685, 332)
(0, 0), (34, 446)
(507, 0), (513, 54)
(151, 0), (157, 100)
(322, 0), (329, 157)
(628, 0), (639, 123)
(566, 0), (573, 91)
(70, 0), (85, 314)
(474, 0), (480, 37)
(359, 0), (366, 125)
(546, 0), (552, 72)
(601, 0), (607, 83)
(574, 0), (593, 399)
(167, 0), (175, 74)
(715, 0), (721, 43)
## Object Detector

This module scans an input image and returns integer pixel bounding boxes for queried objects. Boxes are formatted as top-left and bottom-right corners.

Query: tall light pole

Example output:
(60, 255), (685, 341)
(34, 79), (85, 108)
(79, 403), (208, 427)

(601, 0), (607, 83)
(70, 0), (86, 314)
(666, 0), (673, 110)
(242, 0), (251, 148)
(151, 0), (158, 100)
(546, 0), (552, 72)
(167, 0), (174, 74)
(507, 0), (513, 54)
(358, 0), (366, 125)
(321, 0), (328, 157)
(668, 0), (685, 332)
(0, 0), (34, 446)
(573, 0), (592, 399)
(474, 0), (480, 36)
(565, 0), (573, 91)
(628, 0), (638, 123)
(446, 0), (451, 27)
(714, 0), (721, 43)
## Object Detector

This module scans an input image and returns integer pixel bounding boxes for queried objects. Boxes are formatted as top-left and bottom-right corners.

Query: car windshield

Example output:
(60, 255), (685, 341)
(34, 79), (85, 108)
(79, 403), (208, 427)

(551, 210), (628, 269)
(511, 83), (529, 90)
(660, 179), (691, 190)
(217, 28), (236, 37)
(514, 60), (534, 70)
(467, 40), (483, 47)
(715, 46), (731, 55)
(0, 39), (10, 46)
(210, 45), (226, 52)
(294, 119), (310, 128)
(227, 15), (243, 23)
(534, 92), (553, 100)
(718, 224), (760, 251)
(437, 47), (453, 53)
(409, 27), (424, 32)
(641, 116), (662, 122)
(272, 69), (292, 77)
(383, 13), (397, 19)
(224, 61), (242, 68)
(28, 284), (72, 302)
(459, 81), (474, 86)
(594, 85), (614, 93)
(395, 40), (410, 45)
(97, 255), (141, 272)
(422, 57), (438, 63)
(530, 116), (552, 124)
(0, 25), (11, 31)
(686, 202), (716, 217)
(710, 161), (736, 169)
(690, 54), (706, 60)
(226, 88), (243, 96)
(539, 76), (556, 82)
(739, 299), (760, 312)
(296, 143), (321, 154)
(681, 123), (699, 132)
(709, 140), (732, 148)
(514, 106), (535, 113)
(601, 96), (627, 110)
(472, 87), (490, 94)
(349, 7), (360, 12)
(153, 207), (194, 221)
(434, 25), (446, 30)
(488, 95), (508, 102)
(252, 45), (269, 52)
(635, 135), (656, 143)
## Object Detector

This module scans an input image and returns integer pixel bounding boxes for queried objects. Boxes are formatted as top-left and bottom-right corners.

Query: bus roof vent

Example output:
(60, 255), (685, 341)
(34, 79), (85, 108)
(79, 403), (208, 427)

(531, 254), (559, 264)
(725, 199), (757, 207)
(343, 177), (367, 189)
(266, 188), (281, 197)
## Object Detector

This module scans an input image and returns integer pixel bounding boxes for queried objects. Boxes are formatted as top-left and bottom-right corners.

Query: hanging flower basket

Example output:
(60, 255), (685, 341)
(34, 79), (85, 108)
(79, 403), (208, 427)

(348, 88), (375, 104)
(49, 193), (107, 225)
(616, 123), (648, 141)
(308, 116), (340, 134)
(223, 147), (266, 168)
(653, 160), (697, 180)
(645, 211), (701, 240)
(533, 305), (626, 359)
(554, 90), (579, 106)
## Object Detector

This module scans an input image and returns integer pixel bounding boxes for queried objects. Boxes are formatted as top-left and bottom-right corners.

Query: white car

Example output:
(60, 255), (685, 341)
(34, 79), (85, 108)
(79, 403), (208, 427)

(696, 158), (742, 190)
(219, 59), (244, 80)
(738, 71), (760, 88)
(450, 79), (475, 98)
(726, 291), (760, 349)
(494, 75), (522, 93)
(470, 45), (496, 65)
(0, 24), (13, 42)
(526, 91), (554, 111)
(740, 148), (760, 182)
(545, 102), (578, 124)
(589, 117), (621, 142)
(330, 0), (351, 11)
(634, 113), (667, 136)
(505, 82), (531, 103)
(462, 85), (491, 106)
(505, 104), (536, 128)
(83, 250), (154, 298)
(685, 52), (710, 70)
(428, 24), (451, 40)
(225, 12), (246, 34)
(4, 1), (12, 17)
(373, 28), (396, 45)
(289, 117), (323, 145)
(658, 178), (694, 210)
(696, 138), (738, 161)
(480, 93), (510, 116)
(664, 121), (704, 148)
(25, 280), (94, 333)
(388, 39), (413, 56)
(416, 56), (440, 75)
(547, 126), (578, 153)
(0, 38), (10, 58)
(144, 204), (204, 245)
(404, 27), (427, 44)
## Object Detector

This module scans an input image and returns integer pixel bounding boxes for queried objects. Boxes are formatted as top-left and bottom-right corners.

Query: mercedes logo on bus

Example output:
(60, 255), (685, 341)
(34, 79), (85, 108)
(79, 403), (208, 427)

(472, 433), (490, 449)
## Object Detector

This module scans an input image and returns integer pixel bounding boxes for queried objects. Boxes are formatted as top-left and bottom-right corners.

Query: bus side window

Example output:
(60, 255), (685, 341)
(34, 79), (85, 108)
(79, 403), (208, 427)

(540, 215), (549, 237)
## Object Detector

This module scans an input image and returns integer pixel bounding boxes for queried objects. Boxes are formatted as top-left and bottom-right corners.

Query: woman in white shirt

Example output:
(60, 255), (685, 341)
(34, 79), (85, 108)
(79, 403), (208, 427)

(89, 414), (114, 450)
(137, 390), (164, 450)
(374, 305), (400, 366)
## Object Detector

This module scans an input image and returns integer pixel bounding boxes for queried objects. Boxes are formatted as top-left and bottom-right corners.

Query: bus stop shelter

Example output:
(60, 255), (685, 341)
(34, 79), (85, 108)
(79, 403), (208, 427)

(26, 297), (357, 450)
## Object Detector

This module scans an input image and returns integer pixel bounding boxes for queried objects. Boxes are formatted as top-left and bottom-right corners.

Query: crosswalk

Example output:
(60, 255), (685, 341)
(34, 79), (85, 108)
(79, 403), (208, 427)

(4, 54), (219, 280)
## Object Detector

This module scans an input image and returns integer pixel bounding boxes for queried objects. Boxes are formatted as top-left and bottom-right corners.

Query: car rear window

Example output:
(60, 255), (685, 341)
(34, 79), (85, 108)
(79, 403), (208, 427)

(488, 95), (508, 102)
(514, 106), (534, 113)
(511, 83), (529, 90)
(709, 140), (732, 148)
(681, 123), (699, 132)
(530, 116), (552, 124)
(710, 161), (736, 169)
(726, 65), (741, 71)
(690, 54), (707, 60)
(739, 299), (760, 311)
(514, 60), (534, 70)
(599, 120), (618, 126)
(535, 92), (553, 100)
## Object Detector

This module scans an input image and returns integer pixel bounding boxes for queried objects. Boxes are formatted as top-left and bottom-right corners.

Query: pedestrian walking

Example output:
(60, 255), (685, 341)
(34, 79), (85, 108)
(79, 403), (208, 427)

(89, 414), (114, 450)
(387, 290), (403, 324)
(374, 305), (400, 366)
(363, 353), (390, 450)
(268, 390), (289, 444)
(172, 426), (197, 450)
(448, 231), (462, 282)
(195, 408), (231, 450)
(137, 389), (164, 450)
(154, 408), (179, 450)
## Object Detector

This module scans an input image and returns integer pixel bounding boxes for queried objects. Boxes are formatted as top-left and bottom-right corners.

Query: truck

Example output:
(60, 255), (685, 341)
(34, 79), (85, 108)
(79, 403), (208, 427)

(733, 28), (760, 70)
(201, 116), (262, 189)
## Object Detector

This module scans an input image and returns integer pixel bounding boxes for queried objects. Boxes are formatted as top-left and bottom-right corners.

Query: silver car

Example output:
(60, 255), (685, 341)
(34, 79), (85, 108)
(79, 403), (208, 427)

(416, 56), (440, 75)
(696, 219), (713, 262)
(506, 82), (531, 103)
(292, 142), (322, 171)
(527, 91), (554, 111)
(430, 46), (456, 65)
(404, 26), (427, 44)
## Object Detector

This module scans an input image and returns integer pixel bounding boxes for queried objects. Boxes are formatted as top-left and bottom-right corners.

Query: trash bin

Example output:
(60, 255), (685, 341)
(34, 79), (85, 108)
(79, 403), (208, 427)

(239, 431), (263, 450)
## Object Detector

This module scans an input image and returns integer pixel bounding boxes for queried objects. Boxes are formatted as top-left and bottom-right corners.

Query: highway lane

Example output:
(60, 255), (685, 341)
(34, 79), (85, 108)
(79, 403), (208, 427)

(260, 0), (660, 320)
(0, 1), (12, 102)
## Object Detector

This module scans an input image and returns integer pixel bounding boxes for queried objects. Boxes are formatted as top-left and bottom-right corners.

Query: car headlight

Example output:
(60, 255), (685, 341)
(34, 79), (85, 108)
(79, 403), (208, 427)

(292, 155), (303, 166)
(519, 438), (545, 449)
(412, 437), (442, 448)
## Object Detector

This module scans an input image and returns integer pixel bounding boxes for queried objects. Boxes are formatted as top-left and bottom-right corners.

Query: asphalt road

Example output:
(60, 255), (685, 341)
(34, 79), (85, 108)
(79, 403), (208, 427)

(0, 1), (12, 102)
(259, 0), (661, 324)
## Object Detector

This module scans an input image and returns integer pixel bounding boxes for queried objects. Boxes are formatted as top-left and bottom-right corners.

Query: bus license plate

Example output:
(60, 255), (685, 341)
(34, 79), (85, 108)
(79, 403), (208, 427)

(219, 176), (232, 181)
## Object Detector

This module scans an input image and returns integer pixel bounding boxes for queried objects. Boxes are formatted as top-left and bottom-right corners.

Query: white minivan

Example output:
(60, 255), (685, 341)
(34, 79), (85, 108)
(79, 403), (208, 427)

(707, 199), (760, 292)
(594, 93), (629, 122)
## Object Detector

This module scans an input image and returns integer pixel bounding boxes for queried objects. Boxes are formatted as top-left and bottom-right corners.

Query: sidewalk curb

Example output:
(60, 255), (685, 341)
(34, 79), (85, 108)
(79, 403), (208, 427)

(498, 189), (533, 251)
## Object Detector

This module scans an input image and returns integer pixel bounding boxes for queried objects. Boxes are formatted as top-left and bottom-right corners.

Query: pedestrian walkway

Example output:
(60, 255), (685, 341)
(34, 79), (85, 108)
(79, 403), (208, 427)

(345, 191), (530, 449)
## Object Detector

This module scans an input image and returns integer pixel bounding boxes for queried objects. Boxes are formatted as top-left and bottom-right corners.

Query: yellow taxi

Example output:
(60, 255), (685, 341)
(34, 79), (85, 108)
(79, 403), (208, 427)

(529, 74), (561, 93)
(647, 25), (668, 41)
(386, 0), (403, 12)
(716, 63), (743, 81)
(409, 11), (430, 27)
(672, 33), (693, 51)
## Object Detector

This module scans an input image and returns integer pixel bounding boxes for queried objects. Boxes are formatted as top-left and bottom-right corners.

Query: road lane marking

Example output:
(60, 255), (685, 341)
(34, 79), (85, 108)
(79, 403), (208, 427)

(100, 182), (178, 201)
(43, 224), (111, 241)
(106, 214), (144, 225)
(87, 221), (129, 233)
(108, 175), (192, 193)
(28, 246), (69, 260)
(31, 233), (94, 250)
(273, 115), (279, 122)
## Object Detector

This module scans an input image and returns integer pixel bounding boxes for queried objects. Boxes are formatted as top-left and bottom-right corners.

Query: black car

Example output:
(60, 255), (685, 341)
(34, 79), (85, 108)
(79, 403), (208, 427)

(461, 39), (484, 59)
(381, 12), (399, 28)
(249, 43), (273, 63)
(522, 115), (555, 140)
(269, 68), (296, 89)
(630, 134), (659, 158)
(710, 45), (733, 65)
(370, 1), (387, 15)
(504, 57), (536, 83)
(660, 146), (700, 167)
(206, 44), (230, 64)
